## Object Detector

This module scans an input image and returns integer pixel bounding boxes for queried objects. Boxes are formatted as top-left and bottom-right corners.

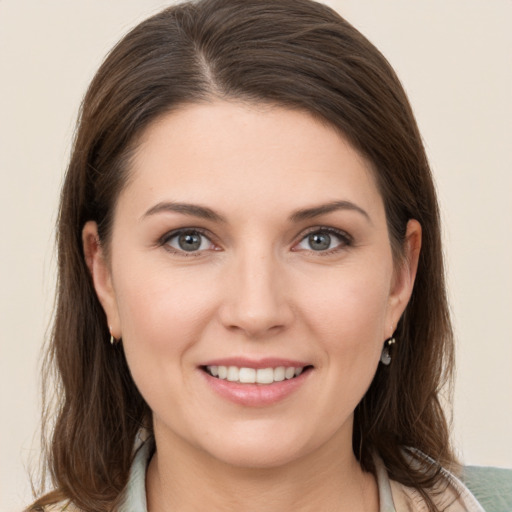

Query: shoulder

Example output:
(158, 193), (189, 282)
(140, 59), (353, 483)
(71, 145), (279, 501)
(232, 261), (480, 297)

(384, 449), (486, 512)
(375, 451), (491, 512)
(390, 478), (484, 512)
(389, 465), (496, 512)
(373, 450), (486, 512)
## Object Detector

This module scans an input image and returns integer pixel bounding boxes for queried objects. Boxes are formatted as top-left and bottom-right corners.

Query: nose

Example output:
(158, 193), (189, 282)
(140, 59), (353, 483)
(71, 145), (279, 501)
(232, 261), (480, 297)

(218, 249), (294, 338)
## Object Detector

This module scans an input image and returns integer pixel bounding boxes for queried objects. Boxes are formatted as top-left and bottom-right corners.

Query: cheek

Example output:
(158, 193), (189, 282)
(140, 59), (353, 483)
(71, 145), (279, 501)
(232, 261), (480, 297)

(298, 263), (392, 394)
(113, 263), (219, 381)
(299, 263), (392, 347)
(114, 265), (223, 422)
(116, 261), (217, 335)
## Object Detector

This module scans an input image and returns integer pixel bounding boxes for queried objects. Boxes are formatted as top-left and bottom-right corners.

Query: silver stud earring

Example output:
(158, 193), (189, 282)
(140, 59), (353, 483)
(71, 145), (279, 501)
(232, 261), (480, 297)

(380, 337), (396, 366)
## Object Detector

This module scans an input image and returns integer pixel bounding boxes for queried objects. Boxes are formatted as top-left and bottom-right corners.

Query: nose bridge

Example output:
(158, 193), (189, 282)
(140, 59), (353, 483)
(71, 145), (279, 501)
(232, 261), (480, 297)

(220, 241), (292, 336)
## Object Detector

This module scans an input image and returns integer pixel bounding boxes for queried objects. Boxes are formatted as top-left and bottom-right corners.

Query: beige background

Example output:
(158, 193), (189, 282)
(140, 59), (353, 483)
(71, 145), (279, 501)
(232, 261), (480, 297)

(1, 1), (511, 510)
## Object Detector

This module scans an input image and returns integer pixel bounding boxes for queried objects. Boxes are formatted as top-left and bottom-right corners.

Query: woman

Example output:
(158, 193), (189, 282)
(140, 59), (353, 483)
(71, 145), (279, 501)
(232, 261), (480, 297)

(28, 0), (485, 510)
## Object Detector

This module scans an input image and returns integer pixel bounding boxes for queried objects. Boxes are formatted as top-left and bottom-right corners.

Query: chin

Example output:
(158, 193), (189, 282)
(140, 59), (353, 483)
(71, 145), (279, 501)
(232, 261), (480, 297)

(207, 441), (307, 470)
(194, 422), (329, 470)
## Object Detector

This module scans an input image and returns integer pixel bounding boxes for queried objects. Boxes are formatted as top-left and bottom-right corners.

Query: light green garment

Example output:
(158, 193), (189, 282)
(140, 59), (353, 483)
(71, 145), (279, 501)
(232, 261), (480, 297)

(462, 465), (512, 512)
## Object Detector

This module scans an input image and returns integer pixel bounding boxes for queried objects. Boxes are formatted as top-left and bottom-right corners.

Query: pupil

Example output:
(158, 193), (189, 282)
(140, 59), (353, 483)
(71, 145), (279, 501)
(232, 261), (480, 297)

(309, 232), (331, 251)
(178, 232), (201, 251)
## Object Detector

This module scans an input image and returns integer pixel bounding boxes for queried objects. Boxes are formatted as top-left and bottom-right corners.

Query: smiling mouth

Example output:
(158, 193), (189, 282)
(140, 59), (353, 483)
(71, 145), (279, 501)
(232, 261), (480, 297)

(202, 365), (313, 385)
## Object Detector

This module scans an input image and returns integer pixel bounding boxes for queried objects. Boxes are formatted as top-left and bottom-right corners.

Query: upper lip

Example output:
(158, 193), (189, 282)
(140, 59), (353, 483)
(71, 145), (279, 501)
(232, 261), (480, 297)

(200, 357), (312, 369)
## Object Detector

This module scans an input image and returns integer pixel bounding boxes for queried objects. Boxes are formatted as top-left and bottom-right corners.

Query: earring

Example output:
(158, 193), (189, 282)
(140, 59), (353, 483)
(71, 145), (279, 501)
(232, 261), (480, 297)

(380, 337), (395, 366)
(109, 326), (117, 345)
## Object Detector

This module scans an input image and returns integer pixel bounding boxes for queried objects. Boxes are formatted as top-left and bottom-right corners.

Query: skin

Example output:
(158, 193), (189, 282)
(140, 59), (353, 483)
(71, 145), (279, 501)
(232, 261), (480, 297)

(83, 101), (421, 512)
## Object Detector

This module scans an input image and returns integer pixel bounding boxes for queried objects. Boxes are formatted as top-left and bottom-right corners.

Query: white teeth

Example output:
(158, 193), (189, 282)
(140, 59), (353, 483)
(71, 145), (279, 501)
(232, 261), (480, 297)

(274, 366), (285, 382)
(256, 368), (274, 384)
(227, 366), (239, 382)
(206, 365), (306, 384)
(239, 367), (256, 383)
(285, 367), (295, 379)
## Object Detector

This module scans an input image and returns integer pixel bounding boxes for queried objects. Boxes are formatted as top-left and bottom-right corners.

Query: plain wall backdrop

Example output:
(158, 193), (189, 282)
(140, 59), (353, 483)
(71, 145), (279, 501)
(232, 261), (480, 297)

(1, 1), (511, 510)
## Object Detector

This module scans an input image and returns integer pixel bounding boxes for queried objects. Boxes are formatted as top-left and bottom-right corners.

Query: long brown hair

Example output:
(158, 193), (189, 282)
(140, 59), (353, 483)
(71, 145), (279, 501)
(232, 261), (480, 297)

(30, 1), (455, 510)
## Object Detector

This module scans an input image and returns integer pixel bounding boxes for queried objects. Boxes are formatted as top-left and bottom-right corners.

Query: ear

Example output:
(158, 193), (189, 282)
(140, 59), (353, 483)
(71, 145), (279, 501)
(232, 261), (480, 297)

(387, 219), (422, 335)
(82, 221), (121, 339)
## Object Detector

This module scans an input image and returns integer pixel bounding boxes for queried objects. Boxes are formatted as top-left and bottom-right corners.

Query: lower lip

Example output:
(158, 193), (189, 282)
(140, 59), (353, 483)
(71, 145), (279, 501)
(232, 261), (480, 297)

(200, 369), (311, 407)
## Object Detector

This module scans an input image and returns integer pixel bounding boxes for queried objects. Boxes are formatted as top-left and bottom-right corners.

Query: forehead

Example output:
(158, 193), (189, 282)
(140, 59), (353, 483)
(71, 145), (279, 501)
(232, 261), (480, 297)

(121, 101), (384, 222)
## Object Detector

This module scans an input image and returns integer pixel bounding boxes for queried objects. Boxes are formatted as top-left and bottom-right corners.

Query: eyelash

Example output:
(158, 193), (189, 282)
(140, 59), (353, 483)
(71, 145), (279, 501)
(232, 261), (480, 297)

(158, 226), (353, 257)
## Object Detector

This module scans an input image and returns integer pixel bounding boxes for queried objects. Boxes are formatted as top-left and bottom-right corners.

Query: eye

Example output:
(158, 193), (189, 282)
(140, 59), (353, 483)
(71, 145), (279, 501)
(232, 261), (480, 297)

(294, 228), (351, 252)
(163, 229), (214, 253)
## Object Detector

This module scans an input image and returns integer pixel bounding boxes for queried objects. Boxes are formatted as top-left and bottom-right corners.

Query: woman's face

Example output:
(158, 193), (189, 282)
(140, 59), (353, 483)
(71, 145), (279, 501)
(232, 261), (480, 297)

(85, 101), (419, 469)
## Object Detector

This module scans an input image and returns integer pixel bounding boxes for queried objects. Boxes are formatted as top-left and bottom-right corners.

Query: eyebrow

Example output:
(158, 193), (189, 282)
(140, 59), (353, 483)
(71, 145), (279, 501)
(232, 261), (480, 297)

(141, 199), (371, 224)
(289, 200), (371, 224)
(141, 202), (227, 223)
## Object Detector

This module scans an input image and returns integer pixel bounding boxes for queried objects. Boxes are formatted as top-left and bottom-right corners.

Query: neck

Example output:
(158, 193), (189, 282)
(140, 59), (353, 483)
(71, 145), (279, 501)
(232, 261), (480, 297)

(146, 423), (379, 512)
